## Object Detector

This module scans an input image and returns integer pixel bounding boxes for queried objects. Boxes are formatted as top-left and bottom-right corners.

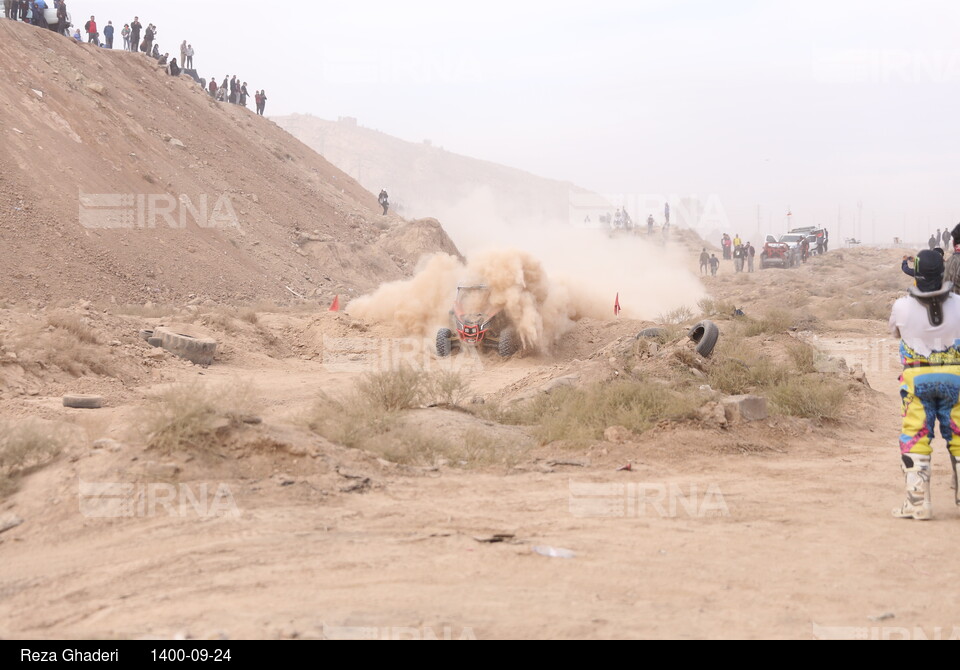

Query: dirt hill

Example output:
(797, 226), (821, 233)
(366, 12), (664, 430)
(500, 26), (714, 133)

(273, 114), (607, 235)
(0, 21), (458, 305)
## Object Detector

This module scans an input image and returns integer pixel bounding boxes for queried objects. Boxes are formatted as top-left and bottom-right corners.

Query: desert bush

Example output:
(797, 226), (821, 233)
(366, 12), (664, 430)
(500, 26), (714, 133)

(514, 380), (702, 445)
(787, 342), (817, 373)
(707, 355), (787, 396)
(428, 369), (473, 406)
(46, 312), (101, 344)
(237, 308), (259, 324)
(698, 298), (740, 320)
(371, 426), (526, 468)
(143, 382), (259, 453)
(771, 377), (846, 421)
(740, 309), (797, 337)
(110, 303), (174, 318)
(356, 366), (428, 411)
(0, 420), (67, 496)
(15, 329), (115, 378)
(658, 306), (696, 325)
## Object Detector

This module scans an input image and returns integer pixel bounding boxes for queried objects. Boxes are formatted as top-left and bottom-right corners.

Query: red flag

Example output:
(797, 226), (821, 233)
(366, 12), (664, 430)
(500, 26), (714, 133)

(614, 293), (621, 317)
(329, 295), (340, 312)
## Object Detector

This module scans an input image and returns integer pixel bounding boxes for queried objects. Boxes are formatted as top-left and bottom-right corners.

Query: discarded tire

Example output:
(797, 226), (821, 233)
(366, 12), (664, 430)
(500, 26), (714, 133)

(147, 337), (163, 348)
(139, 329), (154, 342)
(636, 328), (666, 340)
(498, 327), (519, 358)
(688, 320), (720, 358)
(436, 328), (454, 358)
(63, 395), (103, 409)
(153, 324), (218, 366)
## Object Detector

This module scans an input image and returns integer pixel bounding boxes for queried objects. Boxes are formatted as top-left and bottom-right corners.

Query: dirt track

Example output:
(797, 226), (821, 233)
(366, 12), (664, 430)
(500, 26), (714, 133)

(3, 247), (958, 640)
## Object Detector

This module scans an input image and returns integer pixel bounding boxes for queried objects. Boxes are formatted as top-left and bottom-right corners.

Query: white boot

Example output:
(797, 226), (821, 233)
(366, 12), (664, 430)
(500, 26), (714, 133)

(893, 454), (932, 520)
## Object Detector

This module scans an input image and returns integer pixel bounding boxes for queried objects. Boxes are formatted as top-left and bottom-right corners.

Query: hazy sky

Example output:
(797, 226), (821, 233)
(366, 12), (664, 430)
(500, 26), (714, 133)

(68, 0), (959, 242)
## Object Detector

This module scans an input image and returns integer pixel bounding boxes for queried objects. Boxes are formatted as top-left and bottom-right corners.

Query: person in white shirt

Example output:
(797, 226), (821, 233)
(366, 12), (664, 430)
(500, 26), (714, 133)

(889, 249), (960, 519)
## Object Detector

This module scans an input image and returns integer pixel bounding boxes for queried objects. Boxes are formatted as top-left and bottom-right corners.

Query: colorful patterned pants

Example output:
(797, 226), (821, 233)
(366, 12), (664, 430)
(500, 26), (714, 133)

(900, 366), (960, 457)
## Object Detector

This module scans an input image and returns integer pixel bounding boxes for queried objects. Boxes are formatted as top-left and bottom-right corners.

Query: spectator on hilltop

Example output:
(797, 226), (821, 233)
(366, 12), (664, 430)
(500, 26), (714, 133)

(151, 43), (160, 59)
(240, 82), (249, 107)
(84, 15), (98, 44)
(34, 0), (48, 29)
(180, 40), (187, 67)
(72, 27), (81, 41)
(103, 20), (113, 48)
(699, 248), (710, 275)
(3, 1), (11, 21)
(121, 23), (130, 49)
(167, 57), (180, 77)
(185, 44), (194, 69)
(258, 90), (267, 115)
(56, 1), (68, 35)
(129, 16), (141, 52)
(158, 52), (168, 66)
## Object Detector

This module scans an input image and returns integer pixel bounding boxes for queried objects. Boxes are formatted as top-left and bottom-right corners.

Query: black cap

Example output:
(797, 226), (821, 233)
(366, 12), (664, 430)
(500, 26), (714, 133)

(952, 223), (960, 245)
(916, 249), (945, 292)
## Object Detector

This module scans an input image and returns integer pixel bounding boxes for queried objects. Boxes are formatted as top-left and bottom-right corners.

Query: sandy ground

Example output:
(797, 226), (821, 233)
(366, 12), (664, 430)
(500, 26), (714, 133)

(2, 247), (959, 641)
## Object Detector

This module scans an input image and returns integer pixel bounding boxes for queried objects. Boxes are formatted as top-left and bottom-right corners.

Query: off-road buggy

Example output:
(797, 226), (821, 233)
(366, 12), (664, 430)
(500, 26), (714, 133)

(436, 285), (519, 358)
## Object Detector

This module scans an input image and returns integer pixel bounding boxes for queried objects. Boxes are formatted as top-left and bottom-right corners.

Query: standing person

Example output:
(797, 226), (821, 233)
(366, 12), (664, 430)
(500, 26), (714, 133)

(208, 77), (218, 98)
(129, 16), (141, 52)
(664, 202), (671, 227)
(709, 254), (720, 277)
(647, 215), (655, 235)
(140, 23), (154, 54)
(699, 249), (710, 276)
(258, 90), (267, 115)
(889, 250), (960, 520)
(801, 237), (810, 263)
(722, 234), (732, 260)
(929, 234), (938, 251)
(733, 232), (742, 249)
(185, 44), (194, 69)
(84, 15), (98, 44)
(3, 0), (11, 21)
(103, 20), (114, 48)
(167, 57), (180, 76)
(943, 229), (952, 250)
(935, 229), (943, 249)
(944, 224), (960, 295)
(121, 23), (130, 49)
(56, 0), (68, 34)
(747, 242), (756, 273)
(239, 82), (249, 107)
(378, 190), (390, 215)
(733, 245), (744, 273)
(179, 40), (187, 67)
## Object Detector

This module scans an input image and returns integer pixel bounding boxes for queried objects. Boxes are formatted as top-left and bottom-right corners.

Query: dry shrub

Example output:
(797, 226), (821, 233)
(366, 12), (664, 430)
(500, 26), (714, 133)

(698, 298), (740, 320)
(658, 306), (696, 325)
(428, 369), (473, 406)
(46, 312), (101, 344)
(143, 382), (260, 453)
(356, 366), (428, 411)
(237, 308), (259, 325)
(771, 378), (846, 421)
(740, 309), (797, 337)
(372, 426), (525, 469)
(514, 380), (703, 445)
(16, 329), (115, 378)
(307, 369), (504, 467)
(0, 419), (68, 497)
(787, 342), (817, 373)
